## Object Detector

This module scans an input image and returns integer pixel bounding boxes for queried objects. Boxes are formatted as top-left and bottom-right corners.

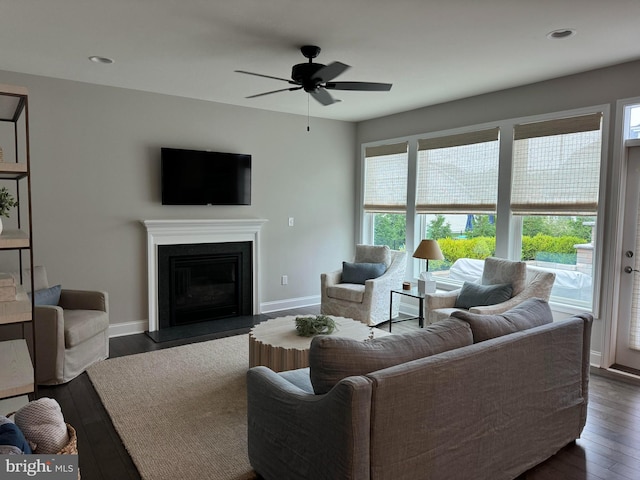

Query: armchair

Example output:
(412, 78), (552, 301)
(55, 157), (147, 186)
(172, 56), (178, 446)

(19, 266), (109, 385)
(425, 257), (556, 324)
(321, 245), (407, 326)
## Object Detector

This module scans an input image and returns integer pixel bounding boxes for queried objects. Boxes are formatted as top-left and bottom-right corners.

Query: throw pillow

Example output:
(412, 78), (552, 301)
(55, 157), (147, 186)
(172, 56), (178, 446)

(454, 282), (512, 309)
(0, 416), (32, 454)
(341, 261), (387, 284)
(309, 318), (473, 394)
(451, 297), (553, 343)
(28, 284), (62, 306)
(14, 398), (69, 454)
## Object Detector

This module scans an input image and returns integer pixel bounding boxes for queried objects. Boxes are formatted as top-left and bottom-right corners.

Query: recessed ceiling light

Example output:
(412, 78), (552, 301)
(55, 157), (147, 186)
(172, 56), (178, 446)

(547, 29), (576, 40)
(88, 56), (114, 64)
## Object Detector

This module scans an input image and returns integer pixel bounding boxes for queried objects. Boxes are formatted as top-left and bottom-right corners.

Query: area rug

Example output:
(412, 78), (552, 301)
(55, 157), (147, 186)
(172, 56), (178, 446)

(87, 334), (257, 480)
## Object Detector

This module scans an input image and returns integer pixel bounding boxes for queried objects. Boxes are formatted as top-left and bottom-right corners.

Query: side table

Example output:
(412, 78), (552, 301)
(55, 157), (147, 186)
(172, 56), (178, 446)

(389, 287), (425, 332)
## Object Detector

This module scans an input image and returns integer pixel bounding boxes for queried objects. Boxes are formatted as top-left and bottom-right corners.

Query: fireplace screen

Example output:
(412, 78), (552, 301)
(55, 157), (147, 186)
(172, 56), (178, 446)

(158, 242), (252, 329)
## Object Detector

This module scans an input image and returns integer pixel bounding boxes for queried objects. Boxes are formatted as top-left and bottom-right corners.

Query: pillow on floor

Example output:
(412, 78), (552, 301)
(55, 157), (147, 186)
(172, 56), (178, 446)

(451, 297), (553, 343)
(454, 282), (512, 309)
(309, 318), (473, 394)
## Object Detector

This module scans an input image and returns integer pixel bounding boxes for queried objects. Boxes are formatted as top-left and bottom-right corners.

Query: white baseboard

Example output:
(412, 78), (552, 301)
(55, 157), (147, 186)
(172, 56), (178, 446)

(108, 296), (323, 338)
(260, 295), (320, 313)
(109, 320), (148, 337)
(590, 349), (602, 368)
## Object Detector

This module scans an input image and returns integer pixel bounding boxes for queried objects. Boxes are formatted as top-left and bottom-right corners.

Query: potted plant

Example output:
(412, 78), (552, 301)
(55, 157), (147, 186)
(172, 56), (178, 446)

(0, 186), (18, 235)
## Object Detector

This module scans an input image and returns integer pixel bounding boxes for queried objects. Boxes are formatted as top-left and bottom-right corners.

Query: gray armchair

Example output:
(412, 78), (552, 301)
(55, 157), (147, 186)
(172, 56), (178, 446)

(425, 257), (556, 324)
(321, 245), (407, 326)
(24, 266), (109, 385)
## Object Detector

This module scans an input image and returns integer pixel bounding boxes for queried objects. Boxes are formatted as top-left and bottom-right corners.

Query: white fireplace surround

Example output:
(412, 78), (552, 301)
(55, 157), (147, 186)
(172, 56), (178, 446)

(143, 218), (267, 332)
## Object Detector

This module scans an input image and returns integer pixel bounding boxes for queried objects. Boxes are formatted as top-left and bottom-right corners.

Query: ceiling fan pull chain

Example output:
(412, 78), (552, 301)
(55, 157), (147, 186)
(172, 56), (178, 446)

(307, 94), (310, 132)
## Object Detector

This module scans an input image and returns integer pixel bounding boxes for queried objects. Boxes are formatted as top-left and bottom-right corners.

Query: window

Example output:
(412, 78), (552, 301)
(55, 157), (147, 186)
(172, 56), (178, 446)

(416, 128), (499, 279)
(512, 113), (602, 307)
(360, 107), (606, 309)
(624, 103), (640, 140)
(363, 142), (408, 250)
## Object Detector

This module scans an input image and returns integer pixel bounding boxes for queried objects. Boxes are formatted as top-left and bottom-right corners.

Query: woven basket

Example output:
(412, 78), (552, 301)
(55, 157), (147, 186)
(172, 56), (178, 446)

(57, 424), (78, 455)
(5, 412), (78, 455)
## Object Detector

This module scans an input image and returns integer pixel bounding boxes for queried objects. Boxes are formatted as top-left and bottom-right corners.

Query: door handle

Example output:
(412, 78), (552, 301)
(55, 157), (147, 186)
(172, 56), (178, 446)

(624, 266), (640, 274)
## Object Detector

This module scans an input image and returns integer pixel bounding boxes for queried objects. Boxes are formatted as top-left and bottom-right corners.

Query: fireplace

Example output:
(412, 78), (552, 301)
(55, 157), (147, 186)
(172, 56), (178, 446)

(157, 242), (252, 329)
(143, 219), (267, 332)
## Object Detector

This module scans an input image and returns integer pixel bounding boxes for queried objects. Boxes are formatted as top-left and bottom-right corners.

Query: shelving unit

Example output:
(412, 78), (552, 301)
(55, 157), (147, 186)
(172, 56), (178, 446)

(0, 84), (35, 401)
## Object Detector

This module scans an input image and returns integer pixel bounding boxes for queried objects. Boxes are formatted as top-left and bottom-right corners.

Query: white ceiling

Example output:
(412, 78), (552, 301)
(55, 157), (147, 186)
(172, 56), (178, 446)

(2, 0), (640, 122)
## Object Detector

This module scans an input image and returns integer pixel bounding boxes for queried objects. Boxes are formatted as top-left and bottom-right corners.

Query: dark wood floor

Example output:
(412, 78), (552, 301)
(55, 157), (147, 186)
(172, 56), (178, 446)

(35, 307), (640, 480)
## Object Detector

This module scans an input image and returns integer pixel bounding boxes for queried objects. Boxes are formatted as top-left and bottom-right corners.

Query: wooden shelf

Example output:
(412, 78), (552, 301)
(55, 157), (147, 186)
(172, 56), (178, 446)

(0, 84), (34, 402)
(0, 84), (27, 122)
(0, 288), (32, 325)
(0, 229), (30, 249)
(0, 162), (28, 180)
(0, 339), (34, 398)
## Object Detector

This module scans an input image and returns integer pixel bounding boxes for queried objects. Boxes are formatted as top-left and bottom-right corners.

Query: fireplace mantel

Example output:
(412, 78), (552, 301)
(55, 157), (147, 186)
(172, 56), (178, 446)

(143, 219), (267, 332)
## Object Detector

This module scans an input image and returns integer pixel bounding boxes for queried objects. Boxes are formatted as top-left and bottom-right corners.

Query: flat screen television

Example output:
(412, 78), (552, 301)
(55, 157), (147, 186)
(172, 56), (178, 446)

(161, 147), (251, 205)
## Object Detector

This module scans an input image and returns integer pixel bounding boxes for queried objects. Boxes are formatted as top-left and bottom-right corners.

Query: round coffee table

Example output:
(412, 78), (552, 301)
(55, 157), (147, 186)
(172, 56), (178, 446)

(248, 315), (391, 372)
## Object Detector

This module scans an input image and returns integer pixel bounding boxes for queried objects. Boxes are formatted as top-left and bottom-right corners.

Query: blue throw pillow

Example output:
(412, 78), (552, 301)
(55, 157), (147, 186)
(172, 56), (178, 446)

(28, 284), (62, 306)
(454, 282), (512, 309)
(0, 421), (32, 454)
(341, 262), (387, 284)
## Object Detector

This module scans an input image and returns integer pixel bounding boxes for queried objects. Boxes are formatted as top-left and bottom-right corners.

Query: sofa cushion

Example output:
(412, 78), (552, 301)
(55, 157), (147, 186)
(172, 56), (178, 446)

(355, 244), (391, 267)
(326, 283), (365, 303)
(341, 261), (386, 284)
(454, 282), (512, 309)
(451, 297), (553, 343)
(309, 318), (473, 394)
(64, 309), (109, 348)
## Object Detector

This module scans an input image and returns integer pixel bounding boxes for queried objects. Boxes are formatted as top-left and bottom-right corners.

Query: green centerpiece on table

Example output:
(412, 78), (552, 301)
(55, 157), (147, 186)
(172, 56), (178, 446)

(295, 315), (337, 337)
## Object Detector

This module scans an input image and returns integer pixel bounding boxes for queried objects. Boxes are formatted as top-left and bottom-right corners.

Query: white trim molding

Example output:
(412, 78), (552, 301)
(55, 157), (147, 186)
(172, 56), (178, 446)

(142, 218), (268, 332)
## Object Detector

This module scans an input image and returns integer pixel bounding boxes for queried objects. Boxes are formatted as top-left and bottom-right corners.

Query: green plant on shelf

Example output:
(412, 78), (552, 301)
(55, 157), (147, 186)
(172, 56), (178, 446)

(0, 187), (18, 218)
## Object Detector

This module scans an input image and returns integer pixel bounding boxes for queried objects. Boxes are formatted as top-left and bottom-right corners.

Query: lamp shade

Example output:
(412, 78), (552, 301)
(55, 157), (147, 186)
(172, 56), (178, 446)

(412, 239), (444, 261)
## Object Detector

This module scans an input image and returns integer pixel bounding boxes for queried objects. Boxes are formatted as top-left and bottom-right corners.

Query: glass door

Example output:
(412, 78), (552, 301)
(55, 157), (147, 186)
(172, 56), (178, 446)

(616, 143), (640, 371)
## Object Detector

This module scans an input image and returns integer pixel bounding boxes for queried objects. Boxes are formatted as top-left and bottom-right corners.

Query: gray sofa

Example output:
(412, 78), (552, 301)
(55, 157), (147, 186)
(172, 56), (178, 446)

(247, 300), (592, 480)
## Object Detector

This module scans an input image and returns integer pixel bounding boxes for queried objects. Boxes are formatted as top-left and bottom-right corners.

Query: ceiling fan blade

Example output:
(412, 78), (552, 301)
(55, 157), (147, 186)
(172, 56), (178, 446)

(325, 81), (392, 91)
(235, 70), (297, 85)
(246, 86), (303, 99)
(313, 62), (350, 83)
(310, 88), (340, 106)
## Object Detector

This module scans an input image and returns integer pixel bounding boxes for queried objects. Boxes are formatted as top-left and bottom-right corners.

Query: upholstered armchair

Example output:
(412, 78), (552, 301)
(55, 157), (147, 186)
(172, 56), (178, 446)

(19, 266), (110, 385)
(321, 245), (407, 326)
(425, 257), (556, 324)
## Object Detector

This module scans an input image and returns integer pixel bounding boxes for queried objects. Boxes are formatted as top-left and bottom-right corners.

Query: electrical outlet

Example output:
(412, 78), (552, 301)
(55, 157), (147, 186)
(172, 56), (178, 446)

(288, 217), (294, 227)
(281, 275), (288, 285)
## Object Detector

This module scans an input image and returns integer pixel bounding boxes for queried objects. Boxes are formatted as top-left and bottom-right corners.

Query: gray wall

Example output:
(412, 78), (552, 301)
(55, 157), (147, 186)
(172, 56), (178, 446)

(357, 59), (640, 361)
(0, 70), (357, 329)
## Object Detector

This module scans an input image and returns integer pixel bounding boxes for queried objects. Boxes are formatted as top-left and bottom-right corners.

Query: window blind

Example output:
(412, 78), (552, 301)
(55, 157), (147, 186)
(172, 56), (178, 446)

(363, 142), (408, 213)
(511, 113), (602, 215)
(416, 128), (499, 213)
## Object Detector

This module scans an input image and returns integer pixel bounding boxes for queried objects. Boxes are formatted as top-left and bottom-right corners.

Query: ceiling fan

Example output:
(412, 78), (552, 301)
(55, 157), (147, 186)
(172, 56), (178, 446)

(235, 45), (392, 106)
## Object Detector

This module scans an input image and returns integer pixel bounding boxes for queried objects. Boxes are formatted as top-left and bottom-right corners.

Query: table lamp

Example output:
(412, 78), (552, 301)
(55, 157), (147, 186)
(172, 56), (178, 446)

(413, 239), (444, 293)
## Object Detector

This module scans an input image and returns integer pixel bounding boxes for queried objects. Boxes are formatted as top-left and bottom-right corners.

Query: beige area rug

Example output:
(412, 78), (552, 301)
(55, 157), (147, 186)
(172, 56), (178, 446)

(87, 334), (257, 480)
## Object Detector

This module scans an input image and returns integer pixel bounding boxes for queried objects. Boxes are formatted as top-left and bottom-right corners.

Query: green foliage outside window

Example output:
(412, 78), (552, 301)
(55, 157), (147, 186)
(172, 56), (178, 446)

(426, 215), (452, 240)
(373, 213), (406, 250)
